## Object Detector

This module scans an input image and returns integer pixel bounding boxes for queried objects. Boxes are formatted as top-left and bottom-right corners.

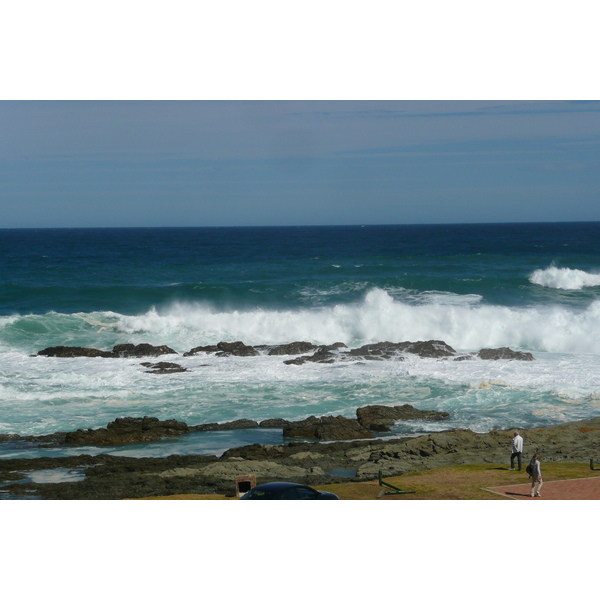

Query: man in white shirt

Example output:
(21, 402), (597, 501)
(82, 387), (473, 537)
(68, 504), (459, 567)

(510, 431), (524, 471)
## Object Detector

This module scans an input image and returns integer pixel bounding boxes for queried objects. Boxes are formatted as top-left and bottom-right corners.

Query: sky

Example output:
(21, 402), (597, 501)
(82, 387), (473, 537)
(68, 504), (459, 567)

(1, 100), (600, 228)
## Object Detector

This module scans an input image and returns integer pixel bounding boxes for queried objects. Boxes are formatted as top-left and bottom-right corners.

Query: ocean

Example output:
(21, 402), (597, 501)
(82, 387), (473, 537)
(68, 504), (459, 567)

(1, 222), (600, 459)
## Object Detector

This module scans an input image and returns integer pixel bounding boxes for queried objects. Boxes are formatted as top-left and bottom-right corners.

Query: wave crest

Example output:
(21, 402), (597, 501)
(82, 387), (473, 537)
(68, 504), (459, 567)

(529, 265), (600, 290)
(115, 289), (600, 355)
(4, 289), (600, 355)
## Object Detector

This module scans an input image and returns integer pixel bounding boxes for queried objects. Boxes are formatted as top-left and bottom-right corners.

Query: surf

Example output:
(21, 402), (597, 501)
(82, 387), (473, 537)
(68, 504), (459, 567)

(529, 265), (600, 290)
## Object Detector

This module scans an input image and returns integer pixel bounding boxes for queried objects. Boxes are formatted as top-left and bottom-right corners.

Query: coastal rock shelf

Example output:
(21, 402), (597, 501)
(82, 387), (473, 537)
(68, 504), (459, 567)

(0, 404), (451, 446)
(36, 339), (535, 364)
(2, 417), (599, 500)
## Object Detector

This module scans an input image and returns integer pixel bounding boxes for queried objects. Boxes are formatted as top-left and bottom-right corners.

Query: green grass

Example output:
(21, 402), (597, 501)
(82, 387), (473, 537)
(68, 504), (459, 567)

(134, 462), (600, 500)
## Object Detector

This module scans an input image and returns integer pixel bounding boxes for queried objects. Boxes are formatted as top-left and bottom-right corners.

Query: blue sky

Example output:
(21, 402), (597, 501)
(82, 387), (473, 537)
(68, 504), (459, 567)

(1, 100), (600, 228)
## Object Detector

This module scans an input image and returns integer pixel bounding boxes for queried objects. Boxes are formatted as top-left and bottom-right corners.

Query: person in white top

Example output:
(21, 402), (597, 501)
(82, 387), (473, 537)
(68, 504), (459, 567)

(530, 454), (543, 497)
(510, 431), (524, 471)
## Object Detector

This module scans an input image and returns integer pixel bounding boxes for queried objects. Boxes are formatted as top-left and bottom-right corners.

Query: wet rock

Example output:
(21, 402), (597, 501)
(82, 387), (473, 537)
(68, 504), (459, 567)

(356, 404), (450, 431)
(349, 340), (456, 359)
(37, 346), (113, 358)
(283, 415), (374, 441)
(184, 345), (220, 356)
(141, 362), (188, 374)
(64, 416), (189, 446)
(284, 349), (337, 365)
(259, 418), (291, 428)
(268, 341), (317, 356)
(403, 340), (456, 358)
(190, 419), (259, 432)
(215, 341), (259, 357)
(38, 343), (177, 359)
(476, 347), (534, 361)
(112, 343), (177, 358)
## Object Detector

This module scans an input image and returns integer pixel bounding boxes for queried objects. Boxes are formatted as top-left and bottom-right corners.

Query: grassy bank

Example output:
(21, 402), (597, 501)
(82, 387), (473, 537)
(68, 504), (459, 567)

(132, 461), (600, 500)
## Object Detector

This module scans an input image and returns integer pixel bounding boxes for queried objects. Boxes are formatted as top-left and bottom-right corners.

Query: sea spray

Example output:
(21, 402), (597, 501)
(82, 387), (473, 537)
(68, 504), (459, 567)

(529, 265), (600, 290)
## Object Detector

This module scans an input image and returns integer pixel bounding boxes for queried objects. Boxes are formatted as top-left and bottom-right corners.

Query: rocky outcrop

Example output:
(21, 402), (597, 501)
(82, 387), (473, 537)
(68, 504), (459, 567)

(141, 362), (187, 374)
(259, 418), (291, 428)
(190, 419), (259, 432)
(184, 344), (219, 356)
(476, 347), (535, 361)
(283, 415), (374, 441)
(268, 341), (317, 356)
(2, 417), (599, 499)
(284, 348), (338, 365)
(64, 416), (189, 446)
(37, 346), (113, 358)
(356, 404), (450, 431)
(38, 343), (177, 358)
(112, 344), (177, 358)
(349, 340), (456, 360)
(184, 341), (258, 357)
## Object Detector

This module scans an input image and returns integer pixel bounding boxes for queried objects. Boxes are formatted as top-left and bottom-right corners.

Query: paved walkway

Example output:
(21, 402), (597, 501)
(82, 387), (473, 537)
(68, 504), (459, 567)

(487, 476), (600, 500)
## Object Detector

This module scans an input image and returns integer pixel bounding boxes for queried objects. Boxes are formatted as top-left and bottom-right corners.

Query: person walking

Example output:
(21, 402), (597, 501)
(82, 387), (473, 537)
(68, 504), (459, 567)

(510, 431), (524, 470)
(529, 454), (543, 497)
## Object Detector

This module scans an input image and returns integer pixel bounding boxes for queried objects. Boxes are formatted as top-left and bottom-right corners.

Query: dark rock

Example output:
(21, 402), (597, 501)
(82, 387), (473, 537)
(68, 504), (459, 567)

(284, 349), (337, 365)
(319, 342), (348, 351)
(38, 343), (177, 358)
(112, 343), (177, 358)
(190, 419), (259, 432)
(476, 347), (534, 361)
(349, 341), (402, 359)
(356, 404), (450, 431)
(37, 346), (112, 358)
(141, 362), (188, 374)
(403, 340), (456, 358)
(268, 341), (317, 356)
(349, 340), (456, 359)
(259, 418), (291, 428)
(283, 415), (374, 441)
(184, 345), (220, 356)
(215, 341), (259, 357)
(63, 416), (189, 446)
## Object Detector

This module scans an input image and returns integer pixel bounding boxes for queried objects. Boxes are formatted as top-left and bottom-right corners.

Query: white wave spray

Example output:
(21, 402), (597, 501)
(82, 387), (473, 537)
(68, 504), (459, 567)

(115, 288), (600, 355)
(529, 265), (600, 290)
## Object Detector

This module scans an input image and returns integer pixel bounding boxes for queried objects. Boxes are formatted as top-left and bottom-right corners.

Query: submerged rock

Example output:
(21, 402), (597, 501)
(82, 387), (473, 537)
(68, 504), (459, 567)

(141, 362), (188, 374)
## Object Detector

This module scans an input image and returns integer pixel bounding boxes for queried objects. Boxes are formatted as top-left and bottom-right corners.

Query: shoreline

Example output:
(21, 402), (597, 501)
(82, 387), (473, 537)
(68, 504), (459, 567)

(1, 415), (599, 500)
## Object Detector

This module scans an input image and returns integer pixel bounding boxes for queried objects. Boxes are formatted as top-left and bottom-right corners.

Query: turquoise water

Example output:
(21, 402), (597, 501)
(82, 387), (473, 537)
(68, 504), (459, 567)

(1, 223), (600, 457)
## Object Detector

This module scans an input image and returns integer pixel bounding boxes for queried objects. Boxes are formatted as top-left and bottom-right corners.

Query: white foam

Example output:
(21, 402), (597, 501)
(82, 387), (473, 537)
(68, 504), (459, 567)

(529, 265), (600, 290)
(113, 289), (600, 355)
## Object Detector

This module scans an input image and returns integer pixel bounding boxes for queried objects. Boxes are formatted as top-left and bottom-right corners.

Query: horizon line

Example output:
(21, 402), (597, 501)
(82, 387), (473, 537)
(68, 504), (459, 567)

(2, 220), (599, 231)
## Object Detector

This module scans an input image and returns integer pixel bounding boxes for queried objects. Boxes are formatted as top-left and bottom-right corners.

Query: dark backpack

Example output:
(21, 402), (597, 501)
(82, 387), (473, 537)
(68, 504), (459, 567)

(525, 463), (534, 476)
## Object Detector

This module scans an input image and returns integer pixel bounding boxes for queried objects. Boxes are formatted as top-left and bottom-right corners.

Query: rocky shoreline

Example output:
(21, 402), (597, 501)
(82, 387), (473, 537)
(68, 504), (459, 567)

(2, 339), (594, 499)
(34, 339), (535, 367)
(1, 414), (599, 500)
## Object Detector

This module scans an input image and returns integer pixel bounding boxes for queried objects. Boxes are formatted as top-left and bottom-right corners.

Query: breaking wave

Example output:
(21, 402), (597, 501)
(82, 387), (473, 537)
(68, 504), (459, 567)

(529, 265), (600, 290)
(4, 288), (600, 355)
(115, 288), (600, 355)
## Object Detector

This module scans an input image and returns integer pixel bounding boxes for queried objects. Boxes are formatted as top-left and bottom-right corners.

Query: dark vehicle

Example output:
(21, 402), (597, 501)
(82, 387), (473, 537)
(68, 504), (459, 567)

(240, 482), (339, 500)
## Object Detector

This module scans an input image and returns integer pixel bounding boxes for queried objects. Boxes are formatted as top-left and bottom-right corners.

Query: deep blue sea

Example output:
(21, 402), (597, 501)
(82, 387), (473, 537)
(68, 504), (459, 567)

(2, 223), (600, 459)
